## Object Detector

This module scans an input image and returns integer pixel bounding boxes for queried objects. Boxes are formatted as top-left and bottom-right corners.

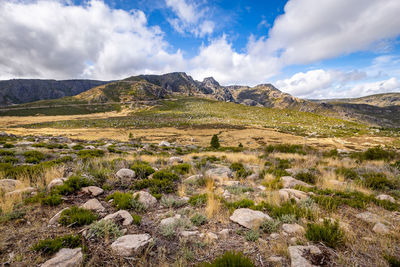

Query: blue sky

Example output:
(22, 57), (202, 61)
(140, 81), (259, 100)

(1, 0), (400, 98)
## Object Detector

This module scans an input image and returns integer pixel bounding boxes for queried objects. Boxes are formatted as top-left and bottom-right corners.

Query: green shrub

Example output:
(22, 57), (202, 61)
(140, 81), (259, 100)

(77, 149), (105, 159)
(131, 194), (146, 212)
(152, 170), (179, 181)
(188, 194), (207, 207)
(132, 214), (142, 225)
(31, 234), (81, 255)
(383, 254), (400, 267)
(0, 209), (25, 223)
(265, 144), (308, 155)
(159, 217), (192, 239)
(260, 219), (280, 234)
(225, 185), (254, 195)
(305, 219), (344, 248)
(171, 163), (191, 175)
(132, 170), (180, 198)
(230, 162), (252, 178)
(335, 167), (358, 180)
(198, 251), (255, 267)
(210, 134), (220, 149)
(72, 144), (84, 150)
(295, 172), (316, 184)
(106, 192), (133, 210)
(89, 168), (110, 186)
(1, 156), (18, 164)
(130, 162), (155, 179)
(0, 150), (15, 156)
(352, 147), (397, 161)
(261, 176), (283, 189)
(23, 150), (45, 160)
(59, 206), (97, 227)
(53, 175), (91, 195)
(190, 213), (207, 226)
(88, 220), (122, 240)
(160, 195), (187, 208)
(362, 172), (393, 190)
(245, 230), (259, 242)
(40, 194), (62, 206)
(3, 143), (14, 148)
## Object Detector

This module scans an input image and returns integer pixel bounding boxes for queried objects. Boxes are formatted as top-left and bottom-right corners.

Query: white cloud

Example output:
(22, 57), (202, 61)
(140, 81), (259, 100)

(276, 69), (399, 99)
(165, 0), (214, 37)
(0, 0), (185, 80)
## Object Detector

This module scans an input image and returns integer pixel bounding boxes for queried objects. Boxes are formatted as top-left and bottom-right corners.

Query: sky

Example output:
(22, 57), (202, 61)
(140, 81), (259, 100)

(1, 0), (400, 99)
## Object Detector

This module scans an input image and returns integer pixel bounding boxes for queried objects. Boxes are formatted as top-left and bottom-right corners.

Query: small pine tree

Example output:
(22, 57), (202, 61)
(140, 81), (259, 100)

(238, 142), (243, 148)
(210, 134), (220, 149)
(129, 132), (133, 139)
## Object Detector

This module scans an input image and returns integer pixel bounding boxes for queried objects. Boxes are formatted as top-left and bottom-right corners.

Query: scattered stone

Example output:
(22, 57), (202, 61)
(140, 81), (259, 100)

(282, 224), (305, 235)
(269, 256), (283, 263)
(104, 210), (133, 226)
(269, 233), (280, 240)
(289, 237), (298, 245)
(356, 211), (381, 224)
(184, 174), (203, 184)
(281, 176), (312, 189)
(80, 198), (105, 212)
(81, 186), (104, 197)
(279, 189), (308, 202)
(222, 180), (239, 186)
(288, 245), (321, 267)
(168, 156), (183, 164)
(180, 230), (199, 237)
(0, 179), (22, 192)
(206, 232), (218, 241)
(257, 185), (266, 191)
(111, 234), (153, 257)
(159, 141), (171, 147)
(205, 167), (233, 182)
(133, 191), (157, 209)
(218, 229), (230, 238)
(47, 178), (66, 191)
(5, 187), (35, 197)
(48, 208), (69, 225)
(246, 173), (259, 180)
(116, 168), (136, 180)
(373, 222), (389, 234)
(376, 194), (395, 203)
(160, 214), (181, 227)
(230, 208), (272, 229)
(41, 248), (83, 267)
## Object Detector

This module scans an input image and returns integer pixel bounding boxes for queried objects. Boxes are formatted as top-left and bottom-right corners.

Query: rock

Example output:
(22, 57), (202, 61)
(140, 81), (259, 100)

(247, 173), (259, 180)
(222, 180), (239, 186)
(41, 248), (83, 267)
(269, 233), (280, 240)
(159, 141), (171, 147)
(48, 208), (69, 225)
(5, 187), (35, 197)
(0, 179), (22, 192)
(133, 191), (157, 209)
(279, 189), (308, 202)
(230, 208), (272, 229)
(81, 186), (104, 197)
(47, 178), (66, 191)
(281, 176), (312, 189)
(160, 214), (181, 227)
(205, 167), (233, 182)
(180, 230), (199, 237)
(80, 198), (105, 212)
(269, 256), (283, 263)
(104, 210), (133, 226)
(289, 237), (298, 245)
(257, 185), (266, 191)
(282, 224), (305, 235)
(184, 174), (203, 184)
(206, 232), (218, 241)
(373, 223), (389, 234)
(356, 211), (381, 224)
(111, 234), (153, 257)
(288, 245), (321, 267)
(116, 168), (136, 180)
(218, 229), (230, 238)
(376, 194), (395, 203)
(168, 156), (183, 164)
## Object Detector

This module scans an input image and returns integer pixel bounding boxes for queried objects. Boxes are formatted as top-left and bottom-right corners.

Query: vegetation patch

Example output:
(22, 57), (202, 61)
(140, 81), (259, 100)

(87, 220), (123, 240)
(31, 234), (81, 255)
(198, 251), (255, 267)
(305, 219), (345, 248)
(59, 206), (97, 227)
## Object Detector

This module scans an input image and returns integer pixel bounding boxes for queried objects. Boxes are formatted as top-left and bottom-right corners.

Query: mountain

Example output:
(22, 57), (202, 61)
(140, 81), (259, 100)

(0, 79), (109, 106)
(311, 93), (400, 107)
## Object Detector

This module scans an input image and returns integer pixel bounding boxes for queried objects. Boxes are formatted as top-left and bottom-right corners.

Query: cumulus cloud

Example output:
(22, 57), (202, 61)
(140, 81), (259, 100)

(276, 69), (399, 99)
(0, 0), (185, 80)
(165, 0), (214, 37)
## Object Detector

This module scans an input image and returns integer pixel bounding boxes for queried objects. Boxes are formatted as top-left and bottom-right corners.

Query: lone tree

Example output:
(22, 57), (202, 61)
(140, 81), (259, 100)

(210, 134), (220, 149)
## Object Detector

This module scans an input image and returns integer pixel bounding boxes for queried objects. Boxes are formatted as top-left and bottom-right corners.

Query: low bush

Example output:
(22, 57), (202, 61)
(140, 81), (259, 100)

(198, 251), (255, 267)
(24, 150), (45, 164)
(77, 149), (105, 159)
(188, 194), (208, 207)
(225, 185), (254, 195)
(1, 156), (18, 164)
(335, 167), (358, 180)
(3, 143), (14, 148)
(159, 217), (192, 239)
(40, 194), (62, 206)
(295, 172), (317, 184)
(160, 195), (187, 208)
(230, 162), (252, 178)
(132, 170), (180, 199)
(0, 150), (15, 156)
(190, 213), (207, 226)
(260, 219), (280, 234)
(0, 209), (25, 224)
(171, 163), (191, 175)
(106, 192), (133, 210)
(59, 206), (97, 227)
(132, 214), (142, 225)
(305, 219), (344, 248)
(31, 234), (81, 255)
(351, 147), (397, 161)
(130, 161), (155, 179)
(245, 230), (259, 242)
(87, 220), (122, 240)
(53, 175), (92, 195)
(265, 144), (309, 155)
(362, 172), (394, 190)
(383, 254), (400, 267)
(72, 144), (84, 150)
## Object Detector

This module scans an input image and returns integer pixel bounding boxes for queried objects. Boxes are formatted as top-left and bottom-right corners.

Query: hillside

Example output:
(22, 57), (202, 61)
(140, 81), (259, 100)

(0, 79), (109, 106)
(311, 93), (400, 107)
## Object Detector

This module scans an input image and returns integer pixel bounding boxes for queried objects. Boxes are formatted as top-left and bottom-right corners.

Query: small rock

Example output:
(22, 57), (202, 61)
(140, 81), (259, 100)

(247, 173), (259, 180)
(48, 208), (69, 225)
(229, 208), (271, 229)
(159, 141), (171, 147)
(289, 237), (298, 245)
(281, 176), (312, 189)
(160, 214), (181, 227)
(206, 232), (218, 241)
(269, 256), (283, 263)
(0, 179), (22, 192)
(184, 174), (203, 184)
(279, 189), (308, 202)
(218, 229), (230, 238)
(5, 187), (35, 197)
(168, 156), (183, 164)
(47, 178), (66, 191)
(373, 222), (389, 234)
(111, 234), (153, 257)
(180, 230), (199, 237)
(257, 185), (266, 191)
(282, 224), (305, 235)
(288, 245), (321, 267)
(81, 186), (103, 197)
(205, 167), (233, 182)
(356, 211), (381, 224)
(376, 194), (395, 203)
(104, 210), (133, 226)
(116, 168), (136, 180)
(41, 248), (83, 267)
(269, 233), (280, 240)
(80, 198), (105, 212)
(133, 191), (157, 209)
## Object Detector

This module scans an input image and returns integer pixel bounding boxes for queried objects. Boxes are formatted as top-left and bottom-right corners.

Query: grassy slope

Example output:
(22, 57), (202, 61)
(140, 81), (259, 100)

(16, 97), (371, 137)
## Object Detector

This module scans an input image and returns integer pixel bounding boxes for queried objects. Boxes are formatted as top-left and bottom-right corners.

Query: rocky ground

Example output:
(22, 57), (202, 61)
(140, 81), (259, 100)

(0, 132), (399, 266)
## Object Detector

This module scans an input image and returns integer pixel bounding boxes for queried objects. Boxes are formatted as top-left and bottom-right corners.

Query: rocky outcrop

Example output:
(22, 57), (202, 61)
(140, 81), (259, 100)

(111, 234), (153, 257)
(230, 208), (271, 229)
